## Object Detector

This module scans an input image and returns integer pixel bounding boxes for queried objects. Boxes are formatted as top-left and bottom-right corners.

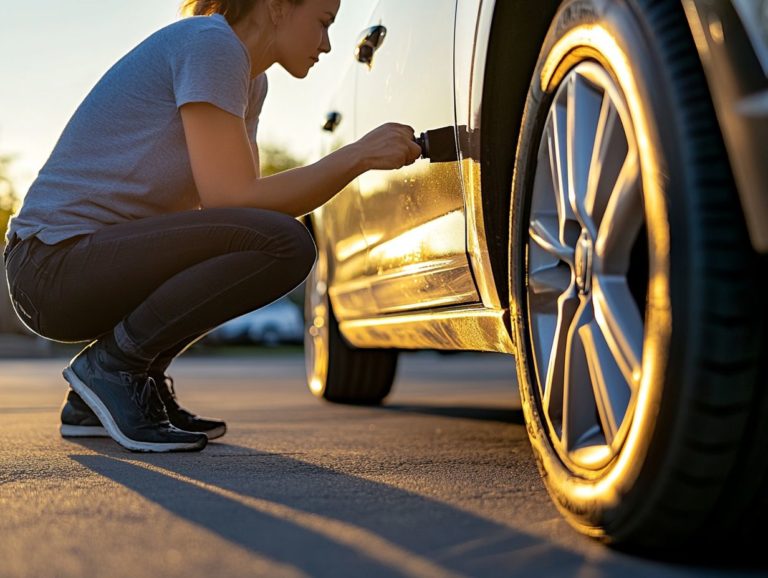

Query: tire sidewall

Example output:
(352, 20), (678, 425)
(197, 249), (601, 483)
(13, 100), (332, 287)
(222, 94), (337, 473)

(509, 0), (693, 539)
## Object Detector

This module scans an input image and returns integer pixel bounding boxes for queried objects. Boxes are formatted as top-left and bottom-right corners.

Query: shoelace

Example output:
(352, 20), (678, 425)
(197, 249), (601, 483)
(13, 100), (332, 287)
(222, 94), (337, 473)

(129, 375), (168, 422)
(149, 373), (194, 417)
(153, 374), (197, 419)
(150, 373), (179, 405)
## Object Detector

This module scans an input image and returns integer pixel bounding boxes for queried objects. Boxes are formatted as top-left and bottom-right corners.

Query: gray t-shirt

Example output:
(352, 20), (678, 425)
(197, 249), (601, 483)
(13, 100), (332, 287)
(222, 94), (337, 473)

(7, 13), (268, 245)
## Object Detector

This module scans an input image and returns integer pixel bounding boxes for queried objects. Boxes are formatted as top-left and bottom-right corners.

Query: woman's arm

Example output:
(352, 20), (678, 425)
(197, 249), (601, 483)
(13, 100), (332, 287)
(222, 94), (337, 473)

(251, 143), (260, 179)
(180, 102), (421, 217)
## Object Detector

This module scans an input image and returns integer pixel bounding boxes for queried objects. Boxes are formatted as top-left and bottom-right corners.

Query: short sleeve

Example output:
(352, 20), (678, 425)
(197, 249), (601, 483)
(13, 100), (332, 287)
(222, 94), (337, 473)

(245, 74), (269, 143)
(170, 26), (251, 118)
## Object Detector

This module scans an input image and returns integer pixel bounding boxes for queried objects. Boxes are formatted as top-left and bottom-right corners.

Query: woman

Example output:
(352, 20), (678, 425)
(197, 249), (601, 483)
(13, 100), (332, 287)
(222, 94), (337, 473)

(2, 0), (421, 453)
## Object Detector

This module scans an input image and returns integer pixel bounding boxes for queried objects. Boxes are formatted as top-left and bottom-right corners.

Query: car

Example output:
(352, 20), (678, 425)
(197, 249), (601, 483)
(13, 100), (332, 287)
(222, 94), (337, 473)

(302, 0), (768, 551)
(207, 296), (303, 346)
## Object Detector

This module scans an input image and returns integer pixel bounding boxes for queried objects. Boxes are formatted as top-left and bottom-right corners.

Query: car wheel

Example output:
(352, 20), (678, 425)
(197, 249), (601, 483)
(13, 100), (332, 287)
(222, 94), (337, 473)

(260, 326), (281, 348)
(508, 0), (768, 549)
(304, 226), (398, 405)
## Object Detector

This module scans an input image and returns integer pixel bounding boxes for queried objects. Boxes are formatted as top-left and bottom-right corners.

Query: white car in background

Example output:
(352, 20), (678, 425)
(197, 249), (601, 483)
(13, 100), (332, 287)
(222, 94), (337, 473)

(208, 297), (303, 346)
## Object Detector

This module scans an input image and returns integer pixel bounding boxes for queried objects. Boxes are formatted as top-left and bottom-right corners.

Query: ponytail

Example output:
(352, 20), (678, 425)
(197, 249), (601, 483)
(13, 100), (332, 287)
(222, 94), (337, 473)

(181, 1), (260, 25)
(181, 0), (304, 26)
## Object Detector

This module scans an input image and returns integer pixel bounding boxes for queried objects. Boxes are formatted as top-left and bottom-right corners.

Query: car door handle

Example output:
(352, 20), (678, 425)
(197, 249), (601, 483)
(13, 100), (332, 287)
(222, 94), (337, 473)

(323, 111), (342, 133)
(355, 25), (387, 69)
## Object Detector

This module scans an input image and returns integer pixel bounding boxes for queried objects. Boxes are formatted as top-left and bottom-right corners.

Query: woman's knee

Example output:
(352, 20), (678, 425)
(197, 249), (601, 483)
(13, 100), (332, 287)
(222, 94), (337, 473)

(286, 218), (317, 278)
(243, 210), (315, 262)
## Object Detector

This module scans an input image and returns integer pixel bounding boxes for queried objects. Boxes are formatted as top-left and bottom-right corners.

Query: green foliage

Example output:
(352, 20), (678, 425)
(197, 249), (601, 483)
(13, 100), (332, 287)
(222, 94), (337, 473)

(258, 143), (308, 309)
(0, 155), (20, 242)
(259, 143), (303, 177)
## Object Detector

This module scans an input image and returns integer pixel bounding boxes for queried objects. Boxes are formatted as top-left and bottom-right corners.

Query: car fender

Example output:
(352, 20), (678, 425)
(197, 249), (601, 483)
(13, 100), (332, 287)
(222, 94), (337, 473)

(456, 0), (562, 315)
(680, 0), (768, 253)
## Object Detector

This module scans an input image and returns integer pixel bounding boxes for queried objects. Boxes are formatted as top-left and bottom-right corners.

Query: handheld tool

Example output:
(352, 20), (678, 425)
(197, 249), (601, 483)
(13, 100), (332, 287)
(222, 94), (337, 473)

(414, 125), (473, 163)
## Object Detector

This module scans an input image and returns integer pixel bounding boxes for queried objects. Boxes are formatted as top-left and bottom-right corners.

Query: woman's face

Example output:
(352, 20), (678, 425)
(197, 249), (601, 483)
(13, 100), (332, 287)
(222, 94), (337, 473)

(274, 0), (340, 78)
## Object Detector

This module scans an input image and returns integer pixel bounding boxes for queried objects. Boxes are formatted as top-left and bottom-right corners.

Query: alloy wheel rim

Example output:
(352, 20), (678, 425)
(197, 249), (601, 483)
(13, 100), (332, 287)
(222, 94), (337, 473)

(527, 62), (648, 472)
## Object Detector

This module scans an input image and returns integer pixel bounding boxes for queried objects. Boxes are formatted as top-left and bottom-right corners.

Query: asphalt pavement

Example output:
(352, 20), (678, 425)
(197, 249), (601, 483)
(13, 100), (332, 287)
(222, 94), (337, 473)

(0, 351), (764, 578)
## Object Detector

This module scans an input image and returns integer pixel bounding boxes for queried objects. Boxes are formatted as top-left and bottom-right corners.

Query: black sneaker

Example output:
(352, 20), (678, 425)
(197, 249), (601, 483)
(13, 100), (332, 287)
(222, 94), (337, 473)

(62, 342), (207, 453)
(60, 388), (108, 438)
(151, 374), (227, 440)
(59, 378), (227, 440)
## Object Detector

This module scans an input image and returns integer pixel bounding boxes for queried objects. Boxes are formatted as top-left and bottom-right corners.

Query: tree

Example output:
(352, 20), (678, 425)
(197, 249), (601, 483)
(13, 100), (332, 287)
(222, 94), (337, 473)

(259, 143), (307, 309)
(0, 155), (20, 243)
(0, 155), (25, 334)
(259, 143), (304, 177)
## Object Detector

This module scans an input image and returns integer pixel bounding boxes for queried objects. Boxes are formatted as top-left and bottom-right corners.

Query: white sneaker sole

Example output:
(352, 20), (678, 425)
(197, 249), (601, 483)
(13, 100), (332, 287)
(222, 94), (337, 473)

(205, 425), (227, 440)
(61, 423), (226, 440)
(60, 424), (109, 438)
(62, 365), (207, 453)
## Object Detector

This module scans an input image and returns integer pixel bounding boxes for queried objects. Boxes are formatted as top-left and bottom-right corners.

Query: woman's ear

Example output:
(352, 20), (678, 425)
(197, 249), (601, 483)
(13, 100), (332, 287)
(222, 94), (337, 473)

(266, 0), (289, 27)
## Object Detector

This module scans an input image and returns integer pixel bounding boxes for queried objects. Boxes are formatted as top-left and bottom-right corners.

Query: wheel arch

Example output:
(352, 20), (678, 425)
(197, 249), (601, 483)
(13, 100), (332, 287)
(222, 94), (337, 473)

(301, 211), (336, 285)
(475, 0), (562, 309)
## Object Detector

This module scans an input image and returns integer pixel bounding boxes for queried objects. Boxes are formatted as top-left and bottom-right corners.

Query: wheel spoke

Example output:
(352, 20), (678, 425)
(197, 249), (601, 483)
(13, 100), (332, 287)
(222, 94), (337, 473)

(531, 124), (558, 215)
(562, 298), (600, 451)
(530, 216), (574, 265)
(550, 96), (578, 245)
(592, 275), (643, 390)
(578, 317), (632, 443)
(529, 262), (571, 297)
(588, 103), (630, 230)
(542, 290), (580, 427)
(568, 75), (605, 235)
(594, 152), (642, 273)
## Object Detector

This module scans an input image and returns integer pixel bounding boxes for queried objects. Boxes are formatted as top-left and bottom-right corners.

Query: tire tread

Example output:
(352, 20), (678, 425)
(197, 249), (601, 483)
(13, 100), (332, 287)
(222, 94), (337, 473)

(612, 0), (768, 549)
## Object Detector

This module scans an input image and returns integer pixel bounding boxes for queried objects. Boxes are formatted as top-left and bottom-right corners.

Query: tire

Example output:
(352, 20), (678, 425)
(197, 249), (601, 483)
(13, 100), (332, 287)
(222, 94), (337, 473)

(508, 0), (768, 550)
(304, 223), (398, 405)
(259, 326), (281, 348)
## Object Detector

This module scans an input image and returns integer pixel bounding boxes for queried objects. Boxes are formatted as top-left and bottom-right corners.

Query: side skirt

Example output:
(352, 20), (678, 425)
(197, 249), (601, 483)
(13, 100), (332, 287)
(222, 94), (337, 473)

(338, 305), (516, 354)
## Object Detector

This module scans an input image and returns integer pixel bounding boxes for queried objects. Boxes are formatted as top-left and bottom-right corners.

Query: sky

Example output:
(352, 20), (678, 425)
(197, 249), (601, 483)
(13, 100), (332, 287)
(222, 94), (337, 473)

(0, 0), (378, 198)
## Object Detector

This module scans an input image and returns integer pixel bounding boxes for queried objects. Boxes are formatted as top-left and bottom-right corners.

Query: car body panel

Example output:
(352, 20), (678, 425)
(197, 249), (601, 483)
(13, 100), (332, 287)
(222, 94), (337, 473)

(313, 0), (766, 354)
(314, 0), (524, 352)
(354, 0), (481, 314)
(318, 63), (369, 288)
(455, 0), (503, 310)
(682, 0), (768, 253)
(314, 62), (377, 319)
(339, 304), (515, 352)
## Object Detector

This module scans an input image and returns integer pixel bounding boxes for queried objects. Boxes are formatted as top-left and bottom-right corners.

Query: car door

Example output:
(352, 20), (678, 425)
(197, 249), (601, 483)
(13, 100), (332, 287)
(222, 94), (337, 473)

(314, 61), (375, 319)
(354, 0), (480, 314)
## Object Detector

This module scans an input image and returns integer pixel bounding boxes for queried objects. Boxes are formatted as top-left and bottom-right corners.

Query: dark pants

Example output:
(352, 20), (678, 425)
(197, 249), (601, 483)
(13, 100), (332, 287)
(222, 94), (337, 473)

(3, 208), (316, 371)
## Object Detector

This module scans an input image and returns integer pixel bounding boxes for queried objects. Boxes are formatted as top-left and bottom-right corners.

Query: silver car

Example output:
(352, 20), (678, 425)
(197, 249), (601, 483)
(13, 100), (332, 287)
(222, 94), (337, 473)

(304, 0), (768, 551)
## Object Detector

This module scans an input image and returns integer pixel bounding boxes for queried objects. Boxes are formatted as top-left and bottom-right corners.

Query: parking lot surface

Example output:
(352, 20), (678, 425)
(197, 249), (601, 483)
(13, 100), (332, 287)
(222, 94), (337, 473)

(0, 352), (762, 577)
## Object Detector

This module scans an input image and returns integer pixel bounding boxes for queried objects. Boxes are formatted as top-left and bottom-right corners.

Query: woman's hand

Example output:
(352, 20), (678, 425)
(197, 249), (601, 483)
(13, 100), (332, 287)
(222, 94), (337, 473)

(353, 123), (423, 171)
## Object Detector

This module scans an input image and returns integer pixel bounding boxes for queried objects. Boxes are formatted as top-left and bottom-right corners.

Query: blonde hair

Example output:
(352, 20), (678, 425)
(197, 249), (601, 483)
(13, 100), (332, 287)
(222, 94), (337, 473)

(181, 0), (303, 25)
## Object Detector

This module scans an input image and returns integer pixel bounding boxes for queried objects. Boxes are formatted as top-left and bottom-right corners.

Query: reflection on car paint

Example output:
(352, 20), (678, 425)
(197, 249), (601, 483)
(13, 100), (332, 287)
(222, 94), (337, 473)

(368, 211), (467, 270)
(358, 163), (466, 262)
(339, 306), (514, 353)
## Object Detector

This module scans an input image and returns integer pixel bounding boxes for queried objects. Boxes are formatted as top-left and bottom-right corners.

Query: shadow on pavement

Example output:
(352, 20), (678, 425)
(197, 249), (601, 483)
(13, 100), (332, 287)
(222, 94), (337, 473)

(68, 441), (755, 578)
(378, 404), (524, 425)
